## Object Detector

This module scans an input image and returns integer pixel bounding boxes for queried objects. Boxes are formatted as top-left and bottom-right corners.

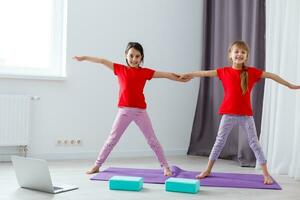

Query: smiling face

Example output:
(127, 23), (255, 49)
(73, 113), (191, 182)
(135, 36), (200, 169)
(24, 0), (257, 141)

(125, 47), (143, 68)
(230, 46), (248, 65)
(228, 41), (249, 68)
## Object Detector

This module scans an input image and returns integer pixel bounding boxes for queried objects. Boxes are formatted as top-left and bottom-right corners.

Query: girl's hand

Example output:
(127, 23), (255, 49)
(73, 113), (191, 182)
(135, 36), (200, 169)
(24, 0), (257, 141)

(288, 84), (300, 89)
(171, 73), (188, 82)
(179, 73), (194, 82)
(72, 56), (86, 61)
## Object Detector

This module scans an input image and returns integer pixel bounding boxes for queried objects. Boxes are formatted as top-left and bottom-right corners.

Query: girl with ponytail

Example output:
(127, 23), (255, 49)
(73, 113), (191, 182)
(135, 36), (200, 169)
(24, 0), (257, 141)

(180, 40), (300, 185)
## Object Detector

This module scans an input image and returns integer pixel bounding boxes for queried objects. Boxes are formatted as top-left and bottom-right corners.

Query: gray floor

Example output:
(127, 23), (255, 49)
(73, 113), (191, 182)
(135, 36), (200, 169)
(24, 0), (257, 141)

(1, 155), (300, 200)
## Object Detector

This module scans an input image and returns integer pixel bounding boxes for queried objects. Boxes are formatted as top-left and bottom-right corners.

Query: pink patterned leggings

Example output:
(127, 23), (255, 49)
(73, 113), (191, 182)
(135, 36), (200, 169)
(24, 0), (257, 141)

(95, 107), (169, 168)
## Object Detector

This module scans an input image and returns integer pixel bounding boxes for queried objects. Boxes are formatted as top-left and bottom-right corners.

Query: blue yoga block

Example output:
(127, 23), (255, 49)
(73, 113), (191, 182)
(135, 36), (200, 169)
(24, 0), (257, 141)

(165, 177), (200, 194)
(109, 176), (143, 191)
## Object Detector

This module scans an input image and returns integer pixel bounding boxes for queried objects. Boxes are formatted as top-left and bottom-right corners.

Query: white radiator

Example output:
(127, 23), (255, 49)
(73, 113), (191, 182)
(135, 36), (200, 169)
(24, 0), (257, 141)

(0, 95), (31, 146)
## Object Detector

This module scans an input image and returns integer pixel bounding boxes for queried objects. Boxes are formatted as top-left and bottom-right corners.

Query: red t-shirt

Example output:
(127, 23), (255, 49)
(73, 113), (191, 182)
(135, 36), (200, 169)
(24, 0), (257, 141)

(114, 63), (155, 109)
(217, 66), (263, 116)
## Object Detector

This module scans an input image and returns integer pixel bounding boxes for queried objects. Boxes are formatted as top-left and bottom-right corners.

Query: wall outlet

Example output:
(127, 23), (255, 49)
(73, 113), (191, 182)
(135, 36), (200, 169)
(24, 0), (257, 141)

(57, 140), (63, 145)
(56, 139), (82, 146)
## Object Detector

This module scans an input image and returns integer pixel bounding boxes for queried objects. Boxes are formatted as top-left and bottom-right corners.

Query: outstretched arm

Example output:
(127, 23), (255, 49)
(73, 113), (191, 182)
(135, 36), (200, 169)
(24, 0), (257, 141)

(261, 72), (300, 89)
(153, 71), (191, 82)
(73, 56), (114, 71)
(179, 70), (217, 80)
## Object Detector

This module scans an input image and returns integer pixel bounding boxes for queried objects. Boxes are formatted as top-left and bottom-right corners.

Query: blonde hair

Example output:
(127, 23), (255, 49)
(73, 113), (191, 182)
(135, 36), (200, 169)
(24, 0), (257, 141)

(228, 41), (249, 94)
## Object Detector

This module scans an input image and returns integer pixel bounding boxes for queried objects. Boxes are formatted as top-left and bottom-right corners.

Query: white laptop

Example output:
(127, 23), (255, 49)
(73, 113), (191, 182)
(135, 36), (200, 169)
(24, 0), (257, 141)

(11, 156), (78, 194)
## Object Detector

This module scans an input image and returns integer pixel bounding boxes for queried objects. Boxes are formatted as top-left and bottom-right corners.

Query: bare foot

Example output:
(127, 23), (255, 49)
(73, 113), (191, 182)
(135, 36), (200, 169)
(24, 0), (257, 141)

(196, 170), (211, 179)
(264, 175), (273, 185)
(86, 166), (100, 174)
(164, 167), (173, 176)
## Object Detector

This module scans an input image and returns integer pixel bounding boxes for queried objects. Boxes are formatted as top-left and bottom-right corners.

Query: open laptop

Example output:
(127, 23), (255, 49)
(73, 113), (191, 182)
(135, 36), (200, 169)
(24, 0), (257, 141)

(11, 156), (78, 194)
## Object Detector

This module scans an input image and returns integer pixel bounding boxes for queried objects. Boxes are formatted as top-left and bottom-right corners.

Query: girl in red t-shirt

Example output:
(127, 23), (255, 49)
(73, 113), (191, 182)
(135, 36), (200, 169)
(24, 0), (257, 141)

(180, 40), (300, 184)
(73, 42), (191, 176)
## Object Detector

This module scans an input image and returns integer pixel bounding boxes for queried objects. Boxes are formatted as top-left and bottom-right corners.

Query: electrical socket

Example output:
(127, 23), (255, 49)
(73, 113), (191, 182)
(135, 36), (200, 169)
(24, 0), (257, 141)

(56, 139), (82, 146)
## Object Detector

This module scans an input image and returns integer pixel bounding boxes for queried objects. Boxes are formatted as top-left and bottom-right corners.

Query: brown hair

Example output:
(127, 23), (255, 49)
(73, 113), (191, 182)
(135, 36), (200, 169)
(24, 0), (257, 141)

(125, 42), (144, 66)
(228, 41), (249, 94)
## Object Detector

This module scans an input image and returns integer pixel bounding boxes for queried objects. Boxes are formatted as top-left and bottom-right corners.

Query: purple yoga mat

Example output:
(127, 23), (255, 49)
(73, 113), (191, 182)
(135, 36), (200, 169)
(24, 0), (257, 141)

(90, 166), (281, 190)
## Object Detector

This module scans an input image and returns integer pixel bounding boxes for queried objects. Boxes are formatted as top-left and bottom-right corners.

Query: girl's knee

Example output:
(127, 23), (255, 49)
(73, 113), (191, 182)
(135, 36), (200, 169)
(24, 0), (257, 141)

(249, 138), (260, 149)
(147, 138), (160, 148)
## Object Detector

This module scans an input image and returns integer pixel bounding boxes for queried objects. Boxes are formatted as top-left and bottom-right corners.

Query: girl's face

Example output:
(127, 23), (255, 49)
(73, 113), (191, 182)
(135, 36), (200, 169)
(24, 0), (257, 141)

(230, 46), (248, 65)
(126, 48), (142, 67)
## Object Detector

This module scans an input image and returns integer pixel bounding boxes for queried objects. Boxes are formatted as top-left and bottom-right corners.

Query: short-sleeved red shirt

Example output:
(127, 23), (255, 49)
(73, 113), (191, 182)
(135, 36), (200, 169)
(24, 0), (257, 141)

(113, 63), (155, 109)
(217, 66), (263, 116)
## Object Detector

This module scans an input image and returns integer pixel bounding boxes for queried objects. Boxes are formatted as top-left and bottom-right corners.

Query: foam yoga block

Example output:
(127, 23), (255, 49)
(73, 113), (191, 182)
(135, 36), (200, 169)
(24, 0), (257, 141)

(165, 178), (200, 194)
(109, 176), (144, 191)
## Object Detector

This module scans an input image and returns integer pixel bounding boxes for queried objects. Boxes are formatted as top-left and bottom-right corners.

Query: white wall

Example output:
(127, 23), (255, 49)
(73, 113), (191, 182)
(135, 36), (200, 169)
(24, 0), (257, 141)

(0, 0), (203, 160)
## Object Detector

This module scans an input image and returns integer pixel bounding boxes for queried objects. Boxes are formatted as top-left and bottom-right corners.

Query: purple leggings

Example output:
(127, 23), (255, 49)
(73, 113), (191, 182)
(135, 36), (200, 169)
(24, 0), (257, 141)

(209, 114), (267, 165)
(95, 107), (169, 168)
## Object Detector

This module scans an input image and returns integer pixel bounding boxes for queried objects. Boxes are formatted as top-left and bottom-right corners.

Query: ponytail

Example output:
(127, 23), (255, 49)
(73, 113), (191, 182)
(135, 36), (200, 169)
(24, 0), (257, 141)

(240, 65), (248, 94)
